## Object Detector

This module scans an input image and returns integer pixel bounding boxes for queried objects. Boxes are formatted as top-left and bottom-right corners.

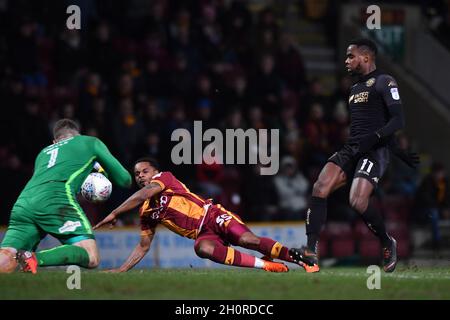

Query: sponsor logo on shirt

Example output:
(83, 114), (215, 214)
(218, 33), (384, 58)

(59, 220), (82, 233)
(352, 91), (369, 103)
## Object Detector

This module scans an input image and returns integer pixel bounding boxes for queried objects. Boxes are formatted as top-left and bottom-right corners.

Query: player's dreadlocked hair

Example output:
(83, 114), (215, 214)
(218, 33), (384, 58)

(134, 157), (161, 171)
(349, 38), (378, 58)
(53, 118), (80, 140)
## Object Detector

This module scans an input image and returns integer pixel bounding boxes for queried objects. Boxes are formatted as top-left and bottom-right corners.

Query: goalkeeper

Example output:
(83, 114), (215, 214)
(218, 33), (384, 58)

(0, 119), (131, 273)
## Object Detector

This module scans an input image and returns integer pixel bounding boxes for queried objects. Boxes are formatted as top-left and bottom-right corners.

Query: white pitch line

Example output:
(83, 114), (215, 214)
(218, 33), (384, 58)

(320, 271), (450, 280)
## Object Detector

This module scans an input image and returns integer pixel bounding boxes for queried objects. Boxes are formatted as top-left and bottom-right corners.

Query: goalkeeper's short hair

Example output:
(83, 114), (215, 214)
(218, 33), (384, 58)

(53, 118), (80, 139)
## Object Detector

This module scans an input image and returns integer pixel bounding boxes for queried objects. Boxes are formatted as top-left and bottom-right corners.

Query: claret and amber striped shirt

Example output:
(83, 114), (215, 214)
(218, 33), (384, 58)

(139, 171), (210, 239)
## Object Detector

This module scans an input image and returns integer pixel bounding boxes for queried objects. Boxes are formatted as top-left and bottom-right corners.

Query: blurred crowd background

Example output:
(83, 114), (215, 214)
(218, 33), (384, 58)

(0, 0), (449, 259)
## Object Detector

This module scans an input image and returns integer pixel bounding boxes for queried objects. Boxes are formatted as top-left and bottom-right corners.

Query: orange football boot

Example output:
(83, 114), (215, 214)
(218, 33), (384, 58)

(297, 260), (320, 273)
(16, 250), (38, 274)
(262, 260), (289, 273)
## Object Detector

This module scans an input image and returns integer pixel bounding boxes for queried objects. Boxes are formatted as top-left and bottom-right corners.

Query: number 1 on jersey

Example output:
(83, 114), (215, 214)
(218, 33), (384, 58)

(46, 148), (59, 168)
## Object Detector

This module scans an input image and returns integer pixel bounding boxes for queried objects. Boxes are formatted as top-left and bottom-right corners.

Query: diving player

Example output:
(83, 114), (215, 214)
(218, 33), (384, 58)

(94, 157), (311, 272)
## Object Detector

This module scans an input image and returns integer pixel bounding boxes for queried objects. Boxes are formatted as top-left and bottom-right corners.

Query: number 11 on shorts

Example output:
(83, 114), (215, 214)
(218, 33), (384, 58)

(360, 158), (373, 173)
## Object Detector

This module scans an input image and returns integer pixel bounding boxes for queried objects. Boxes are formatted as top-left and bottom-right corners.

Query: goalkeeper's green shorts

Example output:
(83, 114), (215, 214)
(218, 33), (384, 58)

(0, 182), (95, 251)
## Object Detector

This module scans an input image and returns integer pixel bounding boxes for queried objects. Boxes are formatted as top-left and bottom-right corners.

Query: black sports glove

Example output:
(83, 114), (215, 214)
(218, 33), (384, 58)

(357, 132), (381, 154)
(390, 147), (420, 169)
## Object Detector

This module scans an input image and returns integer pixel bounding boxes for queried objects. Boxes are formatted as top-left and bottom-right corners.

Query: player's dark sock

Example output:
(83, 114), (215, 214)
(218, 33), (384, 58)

(258, 238), (294, 262)
(306, 196), (327, 253)
(36, 245), (90, 268)
(211, 244), (261, 268)
(361, 207), (391, 247)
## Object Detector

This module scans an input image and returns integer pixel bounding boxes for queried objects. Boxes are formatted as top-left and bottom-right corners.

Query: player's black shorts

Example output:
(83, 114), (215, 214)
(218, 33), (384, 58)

(328, 143), (390, 188)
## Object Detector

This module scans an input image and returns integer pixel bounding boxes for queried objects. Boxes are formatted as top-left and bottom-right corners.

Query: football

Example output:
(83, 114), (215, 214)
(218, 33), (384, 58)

(81, 172), (112, 203)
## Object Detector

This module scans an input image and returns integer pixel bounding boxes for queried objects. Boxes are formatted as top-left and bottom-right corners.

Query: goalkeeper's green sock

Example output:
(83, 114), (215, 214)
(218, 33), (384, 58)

(36, 245), (90, 268)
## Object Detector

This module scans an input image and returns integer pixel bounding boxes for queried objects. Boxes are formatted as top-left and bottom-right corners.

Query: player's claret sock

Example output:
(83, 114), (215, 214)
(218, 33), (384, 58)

(211, 244), (288, 272)
(258, 238), (294, 263)
(306, 196), (327, 253)
(257, 238), (320, 273)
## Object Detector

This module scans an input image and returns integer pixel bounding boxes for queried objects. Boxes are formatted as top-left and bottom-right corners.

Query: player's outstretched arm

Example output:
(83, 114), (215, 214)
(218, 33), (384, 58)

(105, 232), (155, 272)
(93, 182), (163, 229)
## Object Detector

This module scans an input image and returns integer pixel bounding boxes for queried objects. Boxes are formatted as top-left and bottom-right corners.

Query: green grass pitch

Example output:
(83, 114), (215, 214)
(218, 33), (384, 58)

(1, 267), (449, 300)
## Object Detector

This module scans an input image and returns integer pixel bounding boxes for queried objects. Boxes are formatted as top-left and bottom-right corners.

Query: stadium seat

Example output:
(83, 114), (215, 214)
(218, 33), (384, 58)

(216, 190), (242, 214)
(386, 221), (410, 240)
(359, 238), (381, 258)
(381, 195), (412, 223)
(370, 197), (383, 212)
(382, 195), (408, 208)
(319, 227), (330, 241)
(331, 238), (355, 258)
(325, 222), (353, 239)
(318, 238), (328, 258)
(384, 208), (407, 222)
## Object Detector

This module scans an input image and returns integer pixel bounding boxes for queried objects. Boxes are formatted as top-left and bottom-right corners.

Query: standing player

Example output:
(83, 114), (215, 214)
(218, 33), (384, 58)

(94, 157), (312, 272)
(289, 39), (419, 273)
(0, 119), (132, 273)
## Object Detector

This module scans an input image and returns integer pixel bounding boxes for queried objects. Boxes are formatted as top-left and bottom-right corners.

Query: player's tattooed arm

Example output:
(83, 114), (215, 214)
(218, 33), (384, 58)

(94, 182), (163, 230)
(115, 233), (155, 272)
(110, 182), (162, 219)
(143, 182), (163, 196)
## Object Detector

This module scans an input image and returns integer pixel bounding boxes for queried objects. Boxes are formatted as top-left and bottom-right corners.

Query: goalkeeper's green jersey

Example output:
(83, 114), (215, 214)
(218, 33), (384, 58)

(21, 135), (131, 195)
